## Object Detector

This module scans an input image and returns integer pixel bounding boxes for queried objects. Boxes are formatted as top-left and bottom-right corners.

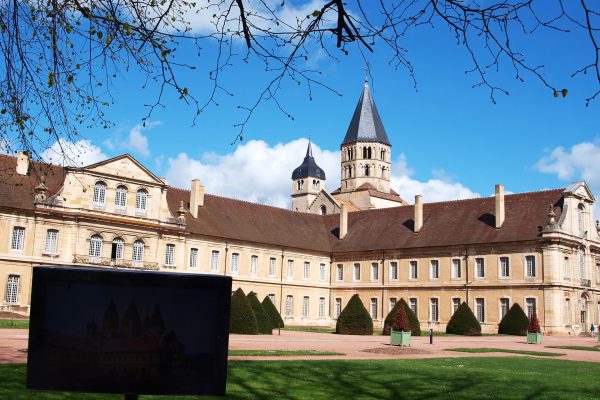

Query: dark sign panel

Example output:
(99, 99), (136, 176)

(27, 266), (231, 396)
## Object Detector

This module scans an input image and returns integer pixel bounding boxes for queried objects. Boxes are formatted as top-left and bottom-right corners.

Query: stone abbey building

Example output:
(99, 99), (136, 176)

(1, 82), (599, 335)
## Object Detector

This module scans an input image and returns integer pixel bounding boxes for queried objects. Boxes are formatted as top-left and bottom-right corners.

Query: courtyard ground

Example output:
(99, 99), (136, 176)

(1, 328), (598, 364)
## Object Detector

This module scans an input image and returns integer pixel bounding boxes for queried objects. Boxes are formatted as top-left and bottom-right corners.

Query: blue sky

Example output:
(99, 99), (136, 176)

(38, 1), (600, 210)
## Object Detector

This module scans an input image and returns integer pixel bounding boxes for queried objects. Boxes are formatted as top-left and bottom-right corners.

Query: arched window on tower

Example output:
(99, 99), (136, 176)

(381, 149), (385, 161)
(312, 180), (319, 190)
(298, 180), (305, 190)
(349, 166), (353, 178)
(320, 205), (327, 215)
(367, 147), (372, 159)
(365, 165), (370, 177)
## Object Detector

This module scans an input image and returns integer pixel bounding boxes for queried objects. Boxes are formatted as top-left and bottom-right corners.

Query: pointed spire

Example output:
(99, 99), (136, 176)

(342, 80), (390, 146)
(291, 138), (326, 180)
(306, 136), (313, 158)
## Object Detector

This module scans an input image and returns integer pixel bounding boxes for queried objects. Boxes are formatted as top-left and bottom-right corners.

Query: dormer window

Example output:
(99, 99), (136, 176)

(135, 189), (148, 213)
(115, 185), (127, 210)
(92, 182), (107, 209)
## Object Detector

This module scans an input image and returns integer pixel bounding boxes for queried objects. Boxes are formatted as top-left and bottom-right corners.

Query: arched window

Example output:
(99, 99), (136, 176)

(320, 205), (327, 215)
(89, 234), (103, 257)
(578, 203), (585, 236)
(362, 147), (367, 159)
(133, 240), (144, 262)
(92, 181), (107, 206)
(365, 165), (370, 177)
(381, 149), (385, 161)
(299, 180), (304, 190)
(312, 180), (319, 190)
(349, 166), (353, 178)
(115, 185), (127, 208)
(111, 237), (124, 260)
(136, 189), (148, 211)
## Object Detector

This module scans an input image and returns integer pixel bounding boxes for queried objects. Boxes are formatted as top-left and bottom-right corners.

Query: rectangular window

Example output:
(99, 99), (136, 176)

(231, 253), (239, 273)
(452, 259), (462, 279)
(319, 263), (326, 281)
(353, 263), (361, 281)
(268, 294), (276, 305)
(303, 262), (310, 280)
(319, 297), (326, 318)
(409, 261), (418, 280)
(476, 298), (485, 322)
(452, 298), (461, 314)
(526, 255), (536, 277)
(475, 257), (485, 278)
(44, 229), (59, 254)
(564, 257), (570, 280)
(287, 260), (294, 279)
(211, 250), (219, 271)
(303, 296), (310, 318)
(371, 263), (379, 280)
(430, 260), (439, 279)
(285, 295), (293, 317)
(189, 248), (198, 269)
(579, 251), (586, 280)
(564, 299), (571, 326)
(5, 275), (19, 304)
(500, 257), (510, 278)
(11, 226), (25, 251)
(526, 298), (537, 319)
(430, 298), (439, 322)
(165, 244), (175, 267)
(370, 298), (378, 320)
(409, 298), (417, 316)
(335, 298), (342, 318)
(389, 297), (397, 311)
(390, 262), (398, 280)
(336, 265), (344, 281)
(500, 298), (510, 319)
(250, 255), (258, 275)
(269, 257), (276, 277)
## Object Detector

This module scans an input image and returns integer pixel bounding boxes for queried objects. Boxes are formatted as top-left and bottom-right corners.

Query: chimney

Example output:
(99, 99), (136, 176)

(190, 179), (205, 218)
(339, 204), (348, 240)
(16, 151), (30, 176)
(414, 195), (423, 233)
(495, 184), (505, 229)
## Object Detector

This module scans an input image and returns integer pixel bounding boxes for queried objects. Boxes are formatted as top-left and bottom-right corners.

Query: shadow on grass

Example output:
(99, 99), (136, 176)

(2, 358), (600, 399)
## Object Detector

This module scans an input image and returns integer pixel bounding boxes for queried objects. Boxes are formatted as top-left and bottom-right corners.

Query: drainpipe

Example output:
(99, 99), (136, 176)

(381, 251), (386, 328)
(224, 242), (229, 276)
(541, 246), (546, 332)
(464, 248), (469, 307)
(279, 248), (285, 319)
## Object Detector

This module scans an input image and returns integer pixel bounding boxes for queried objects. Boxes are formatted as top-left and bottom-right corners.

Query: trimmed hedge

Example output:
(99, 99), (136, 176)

(229, 288), (258, 334)
(262, 296), (285, 329)
(498, 303), (529, 336)
(247, 292), (272, 334)
(446, 302), (482, 336)
(383, 298), (421, 336)
(335, 294), (373, 335)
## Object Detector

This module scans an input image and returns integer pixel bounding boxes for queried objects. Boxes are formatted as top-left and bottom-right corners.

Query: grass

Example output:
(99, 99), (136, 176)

(446, 347), (564, 357)
(0, 320), (29, 329)
(2, 358), (600, 399)
(229, 349), (343, 357)
(546, 345), (600, 352)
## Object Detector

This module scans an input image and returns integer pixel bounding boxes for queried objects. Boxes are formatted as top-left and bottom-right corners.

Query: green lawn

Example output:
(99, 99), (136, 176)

(446, 348), (564, 357)
(3, 358), (600, 399)
(229, 350), (343, 357)
(546, 345), (600, 352)
(0, 320), (28, 329)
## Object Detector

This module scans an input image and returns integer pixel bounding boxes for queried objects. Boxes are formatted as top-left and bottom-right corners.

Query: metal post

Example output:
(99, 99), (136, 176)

(429, 329), (433, 345)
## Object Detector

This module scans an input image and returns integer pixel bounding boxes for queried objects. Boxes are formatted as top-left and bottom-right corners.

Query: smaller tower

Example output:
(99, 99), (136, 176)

(291, 140), (326, 212)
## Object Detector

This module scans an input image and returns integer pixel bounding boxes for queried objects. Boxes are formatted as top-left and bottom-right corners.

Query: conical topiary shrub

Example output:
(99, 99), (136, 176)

(247, 292), (272, 334)
(262, 296), (285, 330)
(446, 302), (482, 336)
(229, 288), (258, 334)
(383, 298), (421, 336)
(335, 294), (373, 335)
(498, 303), (529, 336)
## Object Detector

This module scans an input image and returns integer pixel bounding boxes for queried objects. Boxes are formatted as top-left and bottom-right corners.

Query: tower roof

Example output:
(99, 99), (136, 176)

(291, 140), (326, 180)
(341, 80), (391, 146)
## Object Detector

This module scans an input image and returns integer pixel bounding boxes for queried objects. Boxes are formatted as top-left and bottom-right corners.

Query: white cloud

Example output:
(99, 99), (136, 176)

(103, 121), (157, 158)
(165, 139), (478, 208)
(536, 139), (600, 187)
(41, 139), (108, 167)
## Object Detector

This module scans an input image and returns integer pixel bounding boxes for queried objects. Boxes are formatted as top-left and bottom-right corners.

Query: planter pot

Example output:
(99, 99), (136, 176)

(391, 330), (411, 347)
(527, 332), (542, 344)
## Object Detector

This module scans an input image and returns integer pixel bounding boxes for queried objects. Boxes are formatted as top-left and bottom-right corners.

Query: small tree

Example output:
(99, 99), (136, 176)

(229, 288), (258, 335)
(446, 302), (482, 336)
(392, 303), (410, 332)
(335, 294), (373, 336)
(498, 303), (529, 336)
(528, 312), (541, 333)
(262, 296), (285, 330)
(383, 298), (421, 336)
(247, 292), (272, 334)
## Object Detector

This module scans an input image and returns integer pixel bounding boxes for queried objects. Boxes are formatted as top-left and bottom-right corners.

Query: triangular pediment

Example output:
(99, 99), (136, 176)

(73, 154), (164, 185)
(564, 181), (595, 202)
